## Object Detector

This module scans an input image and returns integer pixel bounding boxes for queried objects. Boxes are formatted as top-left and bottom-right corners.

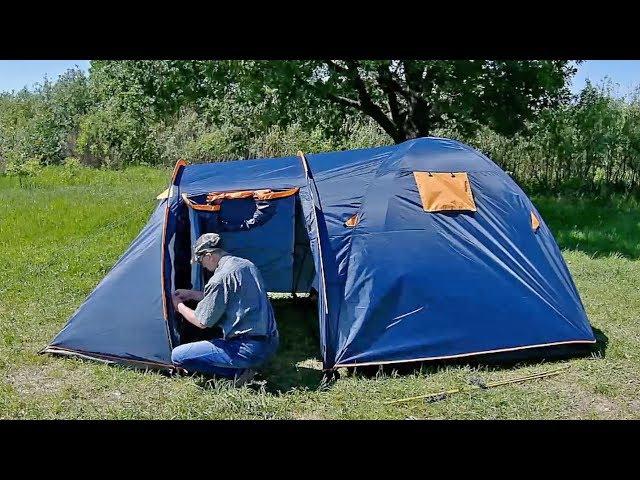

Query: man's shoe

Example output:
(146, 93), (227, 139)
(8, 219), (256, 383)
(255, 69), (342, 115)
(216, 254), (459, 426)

(233, 369), (256, 387)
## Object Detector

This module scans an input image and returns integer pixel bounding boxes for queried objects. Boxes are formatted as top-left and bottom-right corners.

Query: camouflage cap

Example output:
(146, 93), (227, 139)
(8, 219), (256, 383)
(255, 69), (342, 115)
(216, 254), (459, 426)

(191, 233), (223, 264)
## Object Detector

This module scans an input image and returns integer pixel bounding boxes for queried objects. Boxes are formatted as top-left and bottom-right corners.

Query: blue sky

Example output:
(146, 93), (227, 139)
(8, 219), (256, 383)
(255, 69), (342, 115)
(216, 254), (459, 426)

(571, 60), (640, 96)
(0, 60), (639, 96)
(0, 60), (90, 92)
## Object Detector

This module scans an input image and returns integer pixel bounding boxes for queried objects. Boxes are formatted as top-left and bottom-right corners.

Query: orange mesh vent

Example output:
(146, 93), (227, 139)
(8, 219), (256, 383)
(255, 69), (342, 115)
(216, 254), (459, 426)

(413, 172), (477, 212)
(531, 211), (540, 232)
(345, 214), (359, 227)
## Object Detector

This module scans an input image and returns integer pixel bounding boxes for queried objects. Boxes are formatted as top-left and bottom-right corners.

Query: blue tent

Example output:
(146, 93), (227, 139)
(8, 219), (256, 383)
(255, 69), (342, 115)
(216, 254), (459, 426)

(44, 137), (595, 371)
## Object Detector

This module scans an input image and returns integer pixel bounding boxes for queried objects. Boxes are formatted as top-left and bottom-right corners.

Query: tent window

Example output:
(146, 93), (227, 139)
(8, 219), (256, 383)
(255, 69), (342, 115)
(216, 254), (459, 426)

(531, 211), (540, 232)
(413, 172), (477, 213)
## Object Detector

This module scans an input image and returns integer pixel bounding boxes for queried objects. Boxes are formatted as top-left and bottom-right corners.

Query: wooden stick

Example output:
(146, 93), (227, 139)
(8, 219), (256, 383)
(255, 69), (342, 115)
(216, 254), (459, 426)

(384, 365), (571, 405)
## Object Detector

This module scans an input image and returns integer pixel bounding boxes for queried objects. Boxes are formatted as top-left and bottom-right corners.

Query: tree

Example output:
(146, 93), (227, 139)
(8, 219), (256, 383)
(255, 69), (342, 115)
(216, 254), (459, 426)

(86, 60), (577, 145)
(236, 60), (577, 143)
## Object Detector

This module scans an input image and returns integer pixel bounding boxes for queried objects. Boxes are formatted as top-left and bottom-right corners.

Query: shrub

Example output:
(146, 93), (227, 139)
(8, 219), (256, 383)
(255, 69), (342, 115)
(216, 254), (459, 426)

(338, 119), (392, 150)
(76, 105), (156, 168)
(0, 69), (92, 167)
(5, 158), (43, 188)
(247, 124), (336, 159)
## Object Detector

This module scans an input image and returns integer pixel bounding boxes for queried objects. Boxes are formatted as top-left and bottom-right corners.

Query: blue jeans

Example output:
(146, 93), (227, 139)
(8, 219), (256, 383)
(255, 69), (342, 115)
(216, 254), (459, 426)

(171, 334), (279, 378)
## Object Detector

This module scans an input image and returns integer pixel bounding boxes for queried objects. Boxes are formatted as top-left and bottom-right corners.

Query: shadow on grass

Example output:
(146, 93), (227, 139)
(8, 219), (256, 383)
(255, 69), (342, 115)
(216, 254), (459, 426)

(182, 310), (608, 391)
(533, 195), (640, 259)
(175, 297), (324, 394)
(347, 327), (609, 380)
(258, 297), (324, 394)
(249, 295), (609, 389)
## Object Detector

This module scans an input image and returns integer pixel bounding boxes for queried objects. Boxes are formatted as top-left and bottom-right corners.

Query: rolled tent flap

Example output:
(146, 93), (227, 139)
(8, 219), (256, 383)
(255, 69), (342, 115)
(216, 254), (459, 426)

(45, 201), (173, 366)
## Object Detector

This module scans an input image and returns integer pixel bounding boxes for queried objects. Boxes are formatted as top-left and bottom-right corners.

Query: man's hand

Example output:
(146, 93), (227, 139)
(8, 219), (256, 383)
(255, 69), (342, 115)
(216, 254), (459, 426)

(172, 292), (184, 311)
(174, 289), (191, 302)
(174, 289), (204, 303)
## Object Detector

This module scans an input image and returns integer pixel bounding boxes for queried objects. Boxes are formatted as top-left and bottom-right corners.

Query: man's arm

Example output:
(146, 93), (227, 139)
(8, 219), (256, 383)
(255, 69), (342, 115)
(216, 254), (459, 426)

(173, 280), (227, 329)
(177, 302), (206, 329)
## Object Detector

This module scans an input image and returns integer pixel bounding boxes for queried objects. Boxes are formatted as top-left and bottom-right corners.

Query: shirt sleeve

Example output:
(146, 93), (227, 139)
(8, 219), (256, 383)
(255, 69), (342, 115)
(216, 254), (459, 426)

(194, 276), (228, 328)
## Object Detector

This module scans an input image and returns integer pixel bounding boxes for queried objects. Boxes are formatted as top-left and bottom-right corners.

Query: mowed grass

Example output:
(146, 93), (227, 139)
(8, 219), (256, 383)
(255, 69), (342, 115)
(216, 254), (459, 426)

(1, 166), (639, 419)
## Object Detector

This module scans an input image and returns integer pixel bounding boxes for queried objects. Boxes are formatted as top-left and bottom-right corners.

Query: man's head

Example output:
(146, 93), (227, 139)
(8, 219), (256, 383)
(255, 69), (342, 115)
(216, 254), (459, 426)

(191, 233), (227, 271)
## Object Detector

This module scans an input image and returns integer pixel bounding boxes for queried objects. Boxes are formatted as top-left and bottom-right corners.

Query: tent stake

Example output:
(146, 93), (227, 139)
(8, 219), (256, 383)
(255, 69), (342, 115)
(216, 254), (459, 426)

(384, 365), (571, 405)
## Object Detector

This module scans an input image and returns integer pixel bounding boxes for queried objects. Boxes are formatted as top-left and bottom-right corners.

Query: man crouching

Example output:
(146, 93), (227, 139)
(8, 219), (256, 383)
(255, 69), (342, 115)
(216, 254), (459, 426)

(171, 233), (279, 385)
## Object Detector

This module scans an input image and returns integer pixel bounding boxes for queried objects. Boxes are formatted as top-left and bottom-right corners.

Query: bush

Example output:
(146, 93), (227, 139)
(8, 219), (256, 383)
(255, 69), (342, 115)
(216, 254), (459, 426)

(151, 112), (389, 165)
(338, 119), (392, 150)
(247, 124), (336, 158)
(76, 104), (156, 168)
(5, 158), (43, 188)
(0, 69), (92, 167)
(456, 82), (640, 194)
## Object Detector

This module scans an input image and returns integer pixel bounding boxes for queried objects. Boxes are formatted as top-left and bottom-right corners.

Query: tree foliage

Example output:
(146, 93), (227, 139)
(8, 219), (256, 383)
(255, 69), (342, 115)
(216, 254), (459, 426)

(230, 60), (576, 142)
(3, 60), (640, 194)
(86, 60), (576, 142)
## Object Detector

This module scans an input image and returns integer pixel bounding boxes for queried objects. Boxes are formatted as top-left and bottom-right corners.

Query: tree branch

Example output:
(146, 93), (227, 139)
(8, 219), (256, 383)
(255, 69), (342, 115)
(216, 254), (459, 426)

(294, 62), (407, 143)
(376, 63), (404, 131)
(326, 60), (349, 75)
(342, 61), (404, 142)
(402, 60), (425, 93)
(293, 71), (361, 109)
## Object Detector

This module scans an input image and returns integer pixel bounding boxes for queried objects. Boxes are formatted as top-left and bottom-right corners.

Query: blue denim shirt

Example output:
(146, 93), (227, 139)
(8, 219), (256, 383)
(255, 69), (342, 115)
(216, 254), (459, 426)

(194, 255), (277, 339)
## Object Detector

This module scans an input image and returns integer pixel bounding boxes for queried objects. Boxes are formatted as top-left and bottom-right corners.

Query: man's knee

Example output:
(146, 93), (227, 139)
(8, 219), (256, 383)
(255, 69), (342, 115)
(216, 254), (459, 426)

(171, 344), (191, 365)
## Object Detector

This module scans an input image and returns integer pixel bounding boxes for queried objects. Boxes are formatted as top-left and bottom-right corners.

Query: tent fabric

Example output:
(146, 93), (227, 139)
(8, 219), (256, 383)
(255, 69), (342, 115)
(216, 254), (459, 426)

(45, 201), (172, 366)
(44, 137), (595, 371)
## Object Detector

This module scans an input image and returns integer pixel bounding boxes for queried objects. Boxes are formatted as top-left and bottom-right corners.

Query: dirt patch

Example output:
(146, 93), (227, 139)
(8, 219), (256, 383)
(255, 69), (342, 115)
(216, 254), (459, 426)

(6, 363), (77, 397)
(292, 412), (325, 420)
(628, 399), (640, 413)
(569, 388), (621, 419)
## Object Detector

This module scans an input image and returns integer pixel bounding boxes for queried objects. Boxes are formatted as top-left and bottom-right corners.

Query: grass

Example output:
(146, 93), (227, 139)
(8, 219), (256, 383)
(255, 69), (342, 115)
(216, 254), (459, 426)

(1, 166), (639, 419)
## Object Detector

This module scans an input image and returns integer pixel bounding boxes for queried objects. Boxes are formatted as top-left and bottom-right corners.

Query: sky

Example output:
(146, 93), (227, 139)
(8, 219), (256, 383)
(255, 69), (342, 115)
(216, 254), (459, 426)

(0, 60), (90, 92)
(0, 60), (639, 96)
(571, 60), (640, 96)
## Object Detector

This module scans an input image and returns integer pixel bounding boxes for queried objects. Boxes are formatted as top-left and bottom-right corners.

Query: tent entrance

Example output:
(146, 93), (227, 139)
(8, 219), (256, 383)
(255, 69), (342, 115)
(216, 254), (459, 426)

(171, 189), (316, 346)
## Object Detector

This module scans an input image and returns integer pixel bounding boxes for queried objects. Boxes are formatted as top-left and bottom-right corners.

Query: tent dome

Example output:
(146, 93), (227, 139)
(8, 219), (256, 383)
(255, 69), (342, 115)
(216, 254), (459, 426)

(45, 137), (595, 371)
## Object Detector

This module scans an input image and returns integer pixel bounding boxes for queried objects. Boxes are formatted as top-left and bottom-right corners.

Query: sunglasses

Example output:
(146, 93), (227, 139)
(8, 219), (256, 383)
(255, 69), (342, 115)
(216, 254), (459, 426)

(190, 253), (207, 265)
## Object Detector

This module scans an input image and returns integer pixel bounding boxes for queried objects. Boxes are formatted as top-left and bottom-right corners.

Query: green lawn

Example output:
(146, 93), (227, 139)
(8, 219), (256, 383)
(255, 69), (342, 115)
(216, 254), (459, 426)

(1, 166), (639, 419)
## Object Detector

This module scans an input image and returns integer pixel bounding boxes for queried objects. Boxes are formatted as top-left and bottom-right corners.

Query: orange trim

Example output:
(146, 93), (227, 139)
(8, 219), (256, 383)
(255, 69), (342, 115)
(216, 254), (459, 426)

(531, 211), (541, 231)
(207, 190), (255, 202)
(182, 193), (221, 211)
(43, 346), (174, 370)
(205, 187), (299, 203)
(171, 159), (187, 180)
(414, 171), (477, 212)
(334, 339), (596, 369)
(256, 187), (299, 200)
(345, 214), (359, 227)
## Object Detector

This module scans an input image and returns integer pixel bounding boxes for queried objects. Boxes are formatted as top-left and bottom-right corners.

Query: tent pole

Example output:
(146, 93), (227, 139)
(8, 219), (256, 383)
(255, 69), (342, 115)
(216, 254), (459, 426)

(297, 151), (329, 316)
(384, 365), (571, 405)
